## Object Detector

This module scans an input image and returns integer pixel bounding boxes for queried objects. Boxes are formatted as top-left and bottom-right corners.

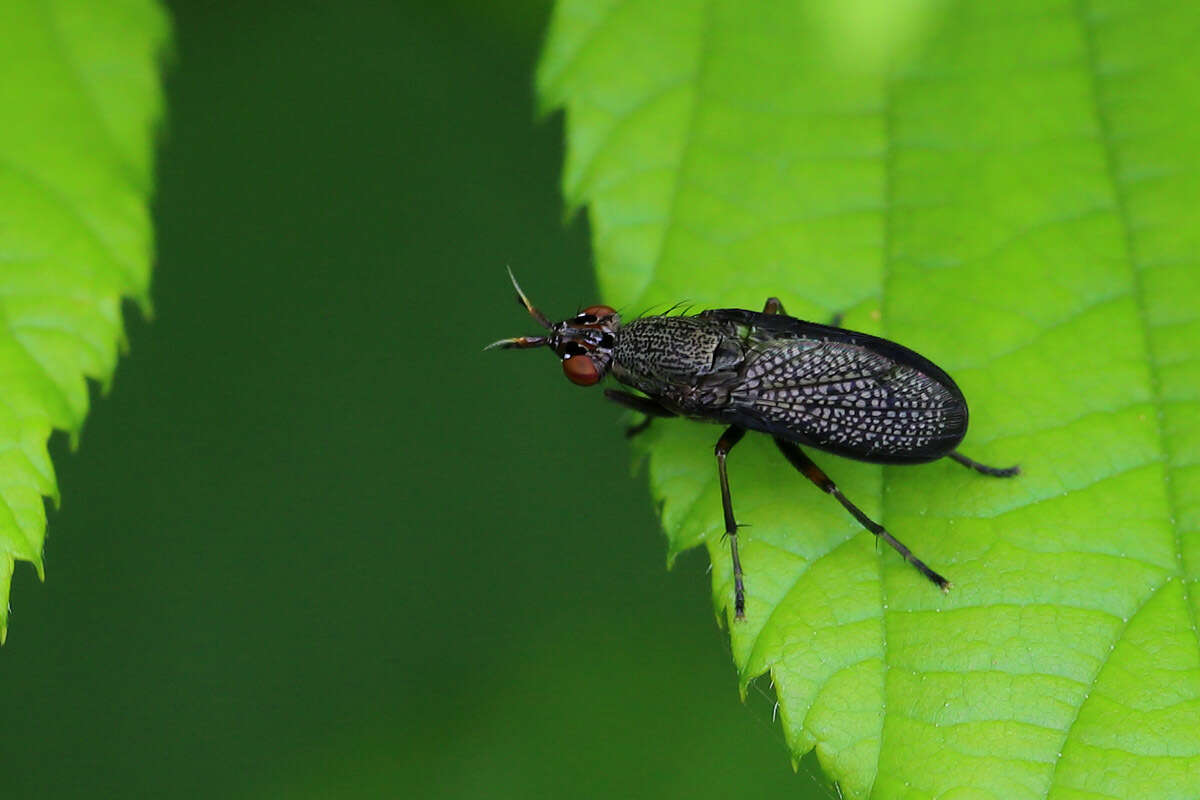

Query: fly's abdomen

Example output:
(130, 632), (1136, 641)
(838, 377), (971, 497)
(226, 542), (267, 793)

(727, 339), (967, 463)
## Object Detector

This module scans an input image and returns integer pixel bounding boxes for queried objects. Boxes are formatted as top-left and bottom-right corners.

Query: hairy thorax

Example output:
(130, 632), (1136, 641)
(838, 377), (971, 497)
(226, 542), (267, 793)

(611, 316), (744, 416)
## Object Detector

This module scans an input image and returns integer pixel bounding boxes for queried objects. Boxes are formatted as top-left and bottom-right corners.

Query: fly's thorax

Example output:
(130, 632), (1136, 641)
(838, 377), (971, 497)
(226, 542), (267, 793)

(611, 315), (743, 396)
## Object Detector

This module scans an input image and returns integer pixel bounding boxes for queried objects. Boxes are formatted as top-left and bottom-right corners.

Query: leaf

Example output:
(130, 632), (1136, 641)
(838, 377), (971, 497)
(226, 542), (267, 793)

(0, 0), (168, 640)
(538, 0), (1200, 796)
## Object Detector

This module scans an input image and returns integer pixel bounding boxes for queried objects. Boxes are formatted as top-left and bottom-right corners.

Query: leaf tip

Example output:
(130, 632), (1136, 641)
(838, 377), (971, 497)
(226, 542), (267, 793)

(559, 200), (583, 228)
(137, 292), (156, 321)
(533, 92), (562, 124)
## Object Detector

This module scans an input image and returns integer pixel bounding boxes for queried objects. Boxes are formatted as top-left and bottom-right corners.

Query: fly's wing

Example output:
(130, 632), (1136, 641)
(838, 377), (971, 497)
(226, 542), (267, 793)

(704, 310), (968, 463)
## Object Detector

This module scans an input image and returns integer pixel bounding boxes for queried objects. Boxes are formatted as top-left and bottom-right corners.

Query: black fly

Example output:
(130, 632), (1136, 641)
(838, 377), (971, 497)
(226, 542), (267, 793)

(488, 270), (1019, 619)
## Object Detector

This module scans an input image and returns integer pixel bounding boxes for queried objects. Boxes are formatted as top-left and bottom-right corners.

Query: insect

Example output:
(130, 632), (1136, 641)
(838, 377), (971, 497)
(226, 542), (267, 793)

(488, 270), (1019, 619)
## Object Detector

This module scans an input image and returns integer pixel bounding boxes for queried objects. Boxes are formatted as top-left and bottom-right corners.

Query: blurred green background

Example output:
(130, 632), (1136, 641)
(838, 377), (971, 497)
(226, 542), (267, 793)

(1, 1), (821, 797)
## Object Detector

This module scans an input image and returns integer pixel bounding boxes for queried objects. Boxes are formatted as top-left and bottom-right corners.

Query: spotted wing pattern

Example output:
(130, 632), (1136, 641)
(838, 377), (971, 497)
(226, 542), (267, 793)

(727, 337), (967, 463)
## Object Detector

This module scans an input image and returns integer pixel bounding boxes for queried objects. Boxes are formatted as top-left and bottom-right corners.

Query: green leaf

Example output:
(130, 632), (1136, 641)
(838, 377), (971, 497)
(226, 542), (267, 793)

(0, 0), (168, 640)
(538, 0), (1200, 796)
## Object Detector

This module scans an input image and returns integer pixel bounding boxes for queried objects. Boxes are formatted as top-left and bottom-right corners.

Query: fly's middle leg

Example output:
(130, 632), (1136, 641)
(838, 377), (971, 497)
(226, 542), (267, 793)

(715, 425), (748, 619)
(773, 437), (952, 591)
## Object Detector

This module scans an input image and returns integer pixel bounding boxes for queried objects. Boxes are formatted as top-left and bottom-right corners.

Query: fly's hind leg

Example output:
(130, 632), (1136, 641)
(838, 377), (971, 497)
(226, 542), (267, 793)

(773, 437), (951, 591)
(948, 451), (1020, 478)
(603, 389), (676, 438)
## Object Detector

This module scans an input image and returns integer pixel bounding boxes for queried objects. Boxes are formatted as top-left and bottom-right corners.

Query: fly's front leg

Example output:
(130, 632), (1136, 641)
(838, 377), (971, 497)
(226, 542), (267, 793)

(715, 426), (748, 619)
(603, 389), (676, 438)
(773, 437), (951, 591)
(948, 450), (1020, 478)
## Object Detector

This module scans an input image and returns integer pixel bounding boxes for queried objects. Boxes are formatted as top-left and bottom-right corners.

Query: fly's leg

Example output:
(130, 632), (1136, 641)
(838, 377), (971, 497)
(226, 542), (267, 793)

(948, 451), (1020, 478)
(603, 389), (676, 438)
(603, 389), (674, 417)
(715, 426), (749, 619)
(762, 296), (843, 327)
(773, 438), (951, 591)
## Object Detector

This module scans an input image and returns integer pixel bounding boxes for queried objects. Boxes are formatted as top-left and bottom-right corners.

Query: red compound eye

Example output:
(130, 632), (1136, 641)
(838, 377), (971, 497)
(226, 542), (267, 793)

(562, 355), (601, 386)
(582, 305), (616, 319)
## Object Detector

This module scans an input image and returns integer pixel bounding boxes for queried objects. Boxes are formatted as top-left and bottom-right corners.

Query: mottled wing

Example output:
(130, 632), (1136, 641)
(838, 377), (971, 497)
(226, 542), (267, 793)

(719, 321), (968, 463)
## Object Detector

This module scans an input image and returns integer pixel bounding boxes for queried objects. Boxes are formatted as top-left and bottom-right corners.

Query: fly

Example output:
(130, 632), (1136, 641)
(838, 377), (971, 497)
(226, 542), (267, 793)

(487, 270), (1019, 619)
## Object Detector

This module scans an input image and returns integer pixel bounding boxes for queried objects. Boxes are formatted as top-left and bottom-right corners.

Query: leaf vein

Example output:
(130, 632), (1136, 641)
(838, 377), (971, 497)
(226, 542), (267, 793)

(744, 529), (872, 677)
(1072, 0), (1200, 670)
(1042, 574), (1172, 795)
(870, 68), (899, 799)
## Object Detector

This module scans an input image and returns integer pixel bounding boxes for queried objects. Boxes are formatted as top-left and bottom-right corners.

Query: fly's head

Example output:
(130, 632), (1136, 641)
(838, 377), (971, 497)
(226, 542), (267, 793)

(485, 269), (620, 387)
